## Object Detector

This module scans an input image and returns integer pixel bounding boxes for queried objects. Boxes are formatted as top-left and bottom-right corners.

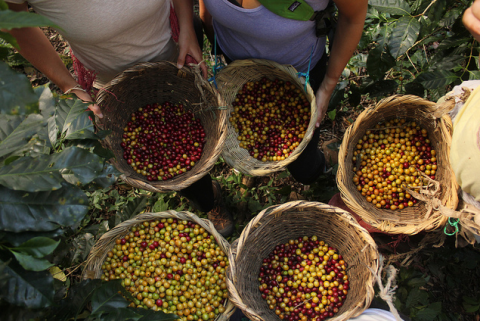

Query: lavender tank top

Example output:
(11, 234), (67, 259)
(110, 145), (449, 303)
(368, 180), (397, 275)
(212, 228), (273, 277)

(203, 0), (329, 73)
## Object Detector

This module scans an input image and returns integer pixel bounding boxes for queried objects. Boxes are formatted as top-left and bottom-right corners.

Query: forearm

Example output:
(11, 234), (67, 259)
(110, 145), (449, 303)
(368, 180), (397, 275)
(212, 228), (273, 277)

(199, 0), (215, 45)
(172, 0), (195, 35)
(8, 26), (77, 92)
(321, 12), (366, 95)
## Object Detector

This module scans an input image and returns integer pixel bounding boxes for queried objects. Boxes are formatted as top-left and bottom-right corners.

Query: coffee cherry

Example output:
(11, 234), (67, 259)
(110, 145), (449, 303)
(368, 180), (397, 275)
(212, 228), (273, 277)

(101, 219), (229, 320)
(352, 119), (437, 210)
(121, 102), (206, 181)
(258, 236), (348, 320)
(229, 78), (311, 162)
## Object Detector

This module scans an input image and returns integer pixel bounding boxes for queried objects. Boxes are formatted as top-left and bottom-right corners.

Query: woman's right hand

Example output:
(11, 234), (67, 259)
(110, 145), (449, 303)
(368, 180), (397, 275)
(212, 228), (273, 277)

(70, 88), (103, 118)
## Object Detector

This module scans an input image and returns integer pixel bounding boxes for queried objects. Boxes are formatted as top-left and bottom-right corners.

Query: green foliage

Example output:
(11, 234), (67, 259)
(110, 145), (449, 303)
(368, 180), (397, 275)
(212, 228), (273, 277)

(329, 0), (476, 112)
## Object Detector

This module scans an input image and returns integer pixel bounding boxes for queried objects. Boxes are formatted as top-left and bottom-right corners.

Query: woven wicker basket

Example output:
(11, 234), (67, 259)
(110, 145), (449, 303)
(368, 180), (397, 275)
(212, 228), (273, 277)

(215, 59), (318, 176)
(226, 201), (379, 321)
(337, 95), (459, 235)
(82, 211), (236, 321)
(96, 61), (227, 192)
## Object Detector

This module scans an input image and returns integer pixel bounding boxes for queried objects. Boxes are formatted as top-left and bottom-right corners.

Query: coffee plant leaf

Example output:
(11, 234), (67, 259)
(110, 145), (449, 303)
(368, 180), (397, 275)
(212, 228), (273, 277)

(0, 184), (88, 233)
(0, 229), (63, 247)
(46, 279), (102, 320)
(11, 236), (60, 258)
(416, 302), (442, 321)
(0, 114), (46, 161)
(71, 232), (94, 264)
(135, 309), (180, 321)
(468, 70), (480, 80)
(0, 61), (39, 115)
(90, 280), (134, 316)
(405, 82), (425, 97)
(0, 251), (54, 309)
(428, 54), (465, 72)
(426, 0), (447, 24)
(0, 30), (18, 50)
(55, 98), (90, 135)
(367, 46), (396, 80)
(35, 85), (56, 118)
(64, 110), (97, 141)
(0, 146), (104, 192)
(415, 70), (458, 89)
(115, 196), (148, 226)
(388, 16), (421, 59)
(437, 37), (472, 51)
(11, 251), (54, 271)
(368, 0), (411, 15)
(439, 6), (464, 28)
(83, 163), (119, 191)
(363, 79), (398, 97)
(0, 10), (58, 30)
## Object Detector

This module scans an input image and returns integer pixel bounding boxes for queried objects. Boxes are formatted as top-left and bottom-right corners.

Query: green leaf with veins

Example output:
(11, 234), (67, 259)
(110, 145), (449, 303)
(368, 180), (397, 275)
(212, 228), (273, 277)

(0, 114), (46, 161)
(0, 61), (39, 114)
(0, 146), (104, 192)
(0, 183), (88, 232)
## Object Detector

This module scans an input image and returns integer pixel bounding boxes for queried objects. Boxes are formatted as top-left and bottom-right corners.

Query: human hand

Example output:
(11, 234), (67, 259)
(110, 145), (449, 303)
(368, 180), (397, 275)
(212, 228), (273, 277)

(464, 0), (480, 42)
(70, 88), (103, 118)
(177, 28), (208, 78)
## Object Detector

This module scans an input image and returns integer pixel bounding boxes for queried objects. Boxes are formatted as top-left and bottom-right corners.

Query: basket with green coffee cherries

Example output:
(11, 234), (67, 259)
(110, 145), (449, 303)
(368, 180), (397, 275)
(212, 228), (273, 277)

(101, 218), (229, 320)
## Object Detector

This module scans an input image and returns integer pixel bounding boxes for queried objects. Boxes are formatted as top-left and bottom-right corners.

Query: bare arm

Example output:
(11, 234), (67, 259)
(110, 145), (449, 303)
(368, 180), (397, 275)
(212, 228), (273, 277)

(464, 0), (480, 43)
(6, 2), (102, 117)
(199, 0), (215, 46)
(314, 0), (368, 127)
(172, 0), (208, 77)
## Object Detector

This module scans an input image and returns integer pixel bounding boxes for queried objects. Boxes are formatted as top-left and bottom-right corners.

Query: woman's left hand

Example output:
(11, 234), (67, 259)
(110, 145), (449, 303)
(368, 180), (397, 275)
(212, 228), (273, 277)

(177, 28), (208, 78)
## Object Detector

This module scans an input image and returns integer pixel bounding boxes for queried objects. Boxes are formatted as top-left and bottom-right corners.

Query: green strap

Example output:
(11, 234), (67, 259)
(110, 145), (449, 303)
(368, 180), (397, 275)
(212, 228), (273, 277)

(444, 217), (460, 236)
(257, 0), (315, 21)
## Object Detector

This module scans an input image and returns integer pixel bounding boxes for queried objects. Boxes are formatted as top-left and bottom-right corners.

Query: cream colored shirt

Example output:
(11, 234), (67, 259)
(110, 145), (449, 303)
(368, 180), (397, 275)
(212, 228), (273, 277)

(450, 85), (480, 202)
(8, 0), (177, 86)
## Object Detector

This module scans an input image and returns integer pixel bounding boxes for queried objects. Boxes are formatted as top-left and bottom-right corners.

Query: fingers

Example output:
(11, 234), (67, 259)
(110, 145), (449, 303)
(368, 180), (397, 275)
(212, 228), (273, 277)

(88, 103), (104, 119)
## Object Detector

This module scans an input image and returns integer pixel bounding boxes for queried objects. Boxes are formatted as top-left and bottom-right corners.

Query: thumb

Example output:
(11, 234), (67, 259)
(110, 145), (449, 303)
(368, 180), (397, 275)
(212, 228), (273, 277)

(177, 50), (186, 70)
(88, 103), (103, 119)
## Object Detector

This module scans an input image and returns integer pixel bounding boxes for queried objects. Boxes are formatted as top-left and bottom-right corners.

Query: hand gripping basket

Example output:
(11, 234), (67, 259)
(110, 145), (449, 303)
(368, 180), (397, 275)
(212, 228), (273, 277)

(215, 59), (318, 176)
(337, 95), (459, 235)
(226, 201), (379, 321)
(82, 211), (236, 321)
(96, 61), (227, 192)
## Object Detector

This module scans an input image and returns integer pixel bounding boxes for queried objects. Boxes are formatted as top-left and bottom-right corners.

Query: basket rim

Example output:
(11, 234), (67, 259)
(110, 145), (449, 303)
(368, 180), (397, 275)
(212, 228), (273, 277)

(215, 58), (319, 176)
(226, 200), (379, 321)
(336, 94), (459, 235)
(82, 210), (236, 321)
(95, 61), (228, 192)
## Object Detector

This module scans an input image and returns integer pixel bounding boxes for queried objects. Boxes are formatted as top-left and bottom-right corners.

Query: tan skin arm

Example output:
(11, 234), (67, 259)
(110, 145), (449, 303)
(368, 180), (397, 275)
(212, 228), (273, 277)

(464, 0), (480, 43)
(6, 2), (103, 117)
(314, 0), (368, 127)
(172, 0), (208, 78)
(199, 0), (215, 45)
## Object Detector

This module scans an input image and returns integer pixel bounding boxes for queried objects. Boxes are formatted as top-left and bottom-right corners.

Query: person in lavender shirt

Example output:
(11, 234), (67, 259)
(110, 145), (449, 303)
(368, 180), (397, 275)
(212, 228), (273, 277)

(200, 0), (368, 185)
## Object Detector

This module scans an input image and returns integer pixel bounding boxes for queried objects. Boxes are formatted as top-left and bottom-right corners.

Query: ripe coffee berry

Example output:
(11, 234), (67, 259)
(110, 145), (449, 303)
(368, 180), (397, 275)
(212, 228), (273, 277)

(352, 119), (437, 210)
(121, 102), (205, 181)
(229, 77), (311, 162)
(101, 218), (229, 320)
(258, 236), (349, 321)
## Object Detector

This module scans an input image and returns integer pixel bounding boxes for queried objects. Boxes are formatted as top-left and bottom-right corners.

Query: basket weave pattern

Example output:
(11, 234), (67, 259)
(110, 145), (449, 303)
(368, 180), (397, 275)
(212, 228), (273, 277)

(82, 211), (236, 321)
(226, 201), (379, 321)
(96, 61), (227, 192)
(216, 59), (318, 176)
(337, 95), (459, 235)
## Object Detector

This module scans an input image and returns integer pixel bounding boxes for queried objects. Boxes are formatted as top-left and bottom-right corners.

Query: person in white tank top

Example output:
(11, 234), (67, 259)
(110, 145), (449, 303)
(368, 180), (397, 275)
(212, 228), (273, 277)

(5, 0), (207, 118)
